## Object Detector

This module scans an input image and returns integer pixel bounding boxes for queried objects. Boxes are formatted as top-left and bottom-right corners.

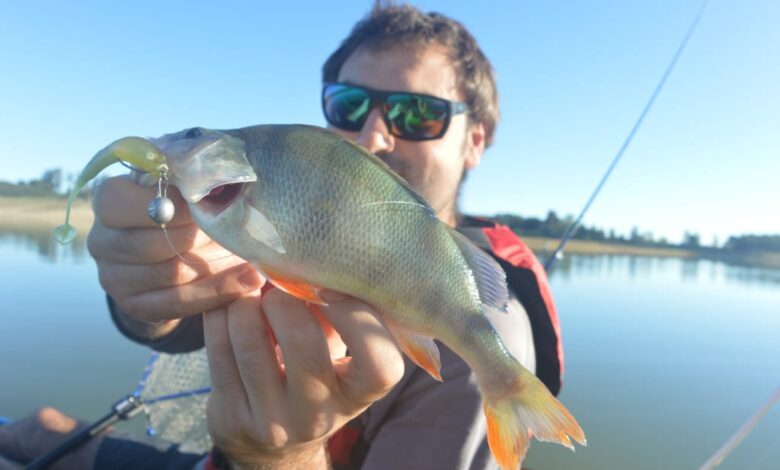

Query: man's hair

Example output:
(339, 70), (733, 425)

(322, 2), (500, 147)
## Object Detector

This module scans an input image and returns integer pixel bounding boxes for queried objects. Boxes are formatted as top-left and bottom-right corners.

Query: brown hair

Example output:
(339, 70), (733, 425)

(322, 2), (500, 147)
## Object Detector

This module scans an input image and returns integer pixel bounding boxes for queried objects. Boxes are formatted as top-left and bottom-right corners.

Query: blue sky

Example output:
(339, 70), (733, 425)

(1, 0), (777, 244)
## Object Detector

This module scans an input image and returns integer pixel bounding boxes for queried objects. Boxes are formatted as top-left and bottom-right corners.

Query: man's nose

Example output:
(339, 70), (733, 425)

(355, 108), (395, 154)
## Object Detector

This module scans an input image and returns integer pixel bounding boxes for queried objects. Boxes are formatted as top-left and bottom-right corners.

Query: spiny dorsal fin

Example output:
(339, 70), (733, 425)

(447, 226), (509, 313)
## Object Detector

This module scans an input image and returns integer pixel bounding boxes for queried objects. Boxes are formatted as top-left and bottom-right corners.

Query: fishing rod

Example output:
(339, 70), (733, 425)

(24, 396), (144, 470)
(543, 0), (710, 272)
(21, 352), (211, 470)
(698, 386), (780, 470)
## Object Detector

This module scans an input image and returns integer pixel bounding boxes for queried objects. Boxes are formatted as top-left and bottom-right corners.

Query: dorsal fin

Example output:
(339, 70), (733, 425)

(447, 226), (509, 312)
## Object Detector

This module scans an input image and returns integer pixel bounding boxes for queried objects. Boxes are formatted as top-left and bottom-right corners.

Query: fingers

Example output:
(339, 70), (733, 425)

(96, 242), (245, 298)
(88, 174), (266, 321)
(204, 304), (250, 409)
(225, 296), (286, 417)
(204, 294), (288, 448)
(318, 292), (405, 405)
(306, 304), (347, 359)
(93, 175), (192, 229)
(87, 221), (214, 265)
(261, 290), (337, 438)
(113, 264), (264, 321)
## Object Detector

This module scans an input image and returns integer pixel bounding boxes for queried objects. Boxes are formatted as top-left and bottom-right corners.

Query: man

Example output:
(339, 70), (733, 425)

(0, 4), (563, 469)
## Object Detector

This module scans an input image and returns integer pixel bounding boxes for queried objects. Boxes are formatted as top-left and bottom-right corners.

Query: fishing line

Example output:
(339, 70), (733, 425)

(145, 173), (239, 266)
(543, 0), (710, 272)
(698, 385), (780, 470)
(160, 225), (239, 266)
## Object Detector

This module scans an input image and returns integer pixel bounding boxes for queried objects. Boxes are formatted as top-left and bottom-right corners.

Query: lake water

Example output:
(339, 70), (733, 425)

(1, 230), (778, 469)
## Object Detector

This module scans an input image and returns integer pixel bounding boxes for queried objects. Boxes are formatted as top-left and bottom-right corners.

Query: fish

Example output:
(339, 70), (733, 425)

(60, 124), (585, 469)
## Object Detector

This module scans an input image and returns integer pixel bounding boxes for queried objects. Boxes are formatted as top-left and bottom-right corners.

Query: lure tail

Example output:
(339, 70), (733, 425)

(482, 364), (585, 470)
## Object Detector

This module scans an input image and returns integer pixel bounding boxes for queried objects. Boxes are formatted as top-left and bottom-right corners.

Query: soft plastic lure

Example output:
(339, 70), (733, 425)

(54, 137), (169, 244)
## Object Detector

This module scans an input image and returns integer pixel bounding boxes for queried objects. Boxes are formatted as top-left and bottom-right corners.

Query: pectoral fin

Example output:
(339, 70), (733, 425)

(245, 206), (286, 254)
(384, 322), (442, 381)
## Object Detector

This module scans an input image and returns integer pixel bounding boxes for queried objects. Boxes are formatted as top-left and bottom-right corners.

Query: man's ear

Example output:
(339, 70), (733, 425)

(464, 122), (486, 170)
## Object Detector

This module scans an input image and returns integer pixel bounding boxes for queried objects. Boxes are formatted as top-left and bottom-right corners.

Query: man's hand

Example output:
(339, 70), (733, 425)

(0, 408), (101, 470)
(87, 176), (263, 327)
(204, 290), (405, 469)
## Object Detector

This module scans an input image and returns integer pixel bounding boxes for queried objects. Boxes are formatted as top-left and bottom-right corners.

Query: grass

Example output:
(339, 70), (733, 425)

(521, 236), (699, 258)
(0, 196), (94, 233)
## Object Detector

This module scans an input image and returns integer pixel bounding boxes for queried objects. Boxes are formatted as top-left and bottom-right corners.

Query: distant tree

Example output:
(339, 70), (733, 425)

(41, 168), (63, 194)
(682, 231), (701, 248)
(724, 235), (780, 252)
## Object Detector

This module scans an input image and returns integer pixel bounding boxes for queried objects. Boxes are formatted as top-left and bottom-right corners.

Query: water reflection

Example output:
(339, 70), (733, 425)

(0, 227), (88, 263)
(546, 253), (779, 287)
(2, 228), (779, 286)
(724, 264), (780, 286)
(680, 258), (700, 281)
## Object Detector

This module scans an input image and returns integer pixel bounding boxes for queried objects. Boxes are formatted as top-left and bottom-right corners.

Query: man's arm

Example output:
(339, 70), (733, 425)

(107, 295), (205, 353)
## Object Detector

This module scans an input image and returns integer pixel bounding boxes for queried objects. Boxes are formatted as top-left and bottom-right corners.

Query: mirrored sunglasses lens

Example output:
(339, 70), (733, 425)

(324, 85), (371, 131)
(385, 94), (448, 139)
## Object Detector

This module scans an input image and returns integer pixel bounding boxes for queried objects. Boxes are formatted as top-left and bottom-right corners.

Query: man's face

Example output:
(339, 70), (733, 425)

(332, 44), (485, 225)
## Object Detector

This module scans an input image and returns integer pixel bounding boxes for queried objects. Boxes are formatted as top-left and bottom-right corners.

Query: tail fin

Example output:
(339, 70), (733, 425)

(483, 365), (585, 470)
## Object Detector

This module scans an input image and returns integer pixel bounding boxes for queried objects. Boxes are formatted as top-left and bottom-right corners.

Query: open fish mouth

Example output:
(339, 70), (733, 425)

(196, 182), (245, 215)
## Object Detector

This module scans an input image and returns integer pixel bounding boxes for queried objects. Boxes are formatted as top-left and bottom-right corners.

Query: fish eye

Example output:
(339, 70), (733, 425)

(184, 127), (204, 139)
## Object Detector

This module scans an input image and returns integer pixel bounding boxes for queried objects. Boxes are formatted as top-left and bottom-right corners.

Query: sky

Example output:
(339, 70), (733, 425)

(1, 0), (778, 244)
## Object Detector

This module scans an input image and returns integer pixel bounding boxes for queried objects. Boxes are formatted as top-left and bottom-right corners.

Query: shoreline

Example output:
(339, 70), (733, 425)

(1, 197), (776, 269)
(0, 196), (94, 233)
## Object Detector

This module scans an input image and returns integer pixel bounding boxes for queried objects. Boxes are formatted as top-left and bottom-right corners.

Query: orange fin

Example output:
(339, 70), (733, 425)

(485, 404), (529, 470)
(483, 365), (585, 470)
(385, 323), (442, 381)
(262, 270), (327, 306)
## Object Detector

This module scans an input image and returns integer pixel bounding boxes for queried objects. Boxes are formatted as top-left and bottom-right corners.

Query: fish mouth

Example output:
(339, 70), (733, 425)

(196, 182), (245, 215)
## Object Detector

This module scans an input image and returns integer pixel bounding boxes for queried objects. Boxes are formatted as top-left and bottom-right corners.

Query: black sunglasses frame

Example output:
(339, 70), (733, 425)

(321, 82), (469, 141)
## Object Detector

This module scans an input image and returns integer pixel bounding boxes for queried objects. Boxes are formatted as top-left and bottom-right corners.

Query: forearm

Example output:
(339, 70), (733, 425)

(111, 305), (180, 340)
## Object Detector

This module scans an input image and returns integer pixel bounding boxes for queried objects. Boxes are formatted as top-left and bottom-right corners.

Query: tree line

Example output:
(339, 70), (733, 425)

(2, 169), (777, 253)
(0, 169), (102, 199)
(493, 212), (779, 254)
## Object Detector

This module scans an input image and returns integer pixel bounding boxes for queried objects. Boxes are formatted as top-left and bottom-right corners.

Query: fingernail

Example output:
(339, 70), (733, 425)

(239, 268), (263, 289)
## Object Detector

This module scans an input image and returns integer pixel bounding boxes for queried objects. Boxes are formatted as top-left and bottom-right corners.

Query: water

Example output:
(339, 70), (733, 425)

(1, 231), (778, 469)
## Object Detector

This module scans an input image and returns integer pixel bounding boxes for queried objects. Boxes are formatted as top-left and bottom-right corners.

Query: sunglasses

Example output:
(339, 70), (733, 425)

(322, 82), (469, 141)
